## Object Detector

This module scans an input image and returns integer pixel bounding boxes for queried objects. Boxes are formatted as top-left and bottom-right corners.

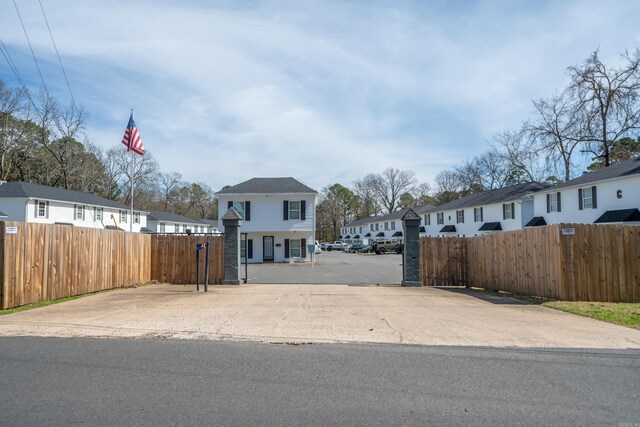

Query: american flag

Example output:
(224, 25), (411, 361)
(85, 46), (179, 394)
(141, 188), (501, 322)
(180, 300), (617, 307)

(121, 112), (144, 155)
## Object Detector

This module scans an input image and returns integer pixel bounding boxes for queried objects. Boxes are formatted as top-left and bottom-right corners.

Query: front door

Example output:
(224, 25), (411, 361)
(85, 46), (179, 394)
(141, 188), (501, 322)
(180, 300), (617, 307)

(263, 236), (274, 262)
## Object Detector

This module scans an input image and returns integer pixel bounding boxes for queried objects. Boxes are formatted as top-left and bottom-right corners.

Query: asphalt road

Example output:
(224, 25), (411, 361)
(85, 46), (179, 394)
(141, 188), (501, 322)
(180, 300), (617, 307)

(1, 337), (639, 426)
(246, 251), (403, 284)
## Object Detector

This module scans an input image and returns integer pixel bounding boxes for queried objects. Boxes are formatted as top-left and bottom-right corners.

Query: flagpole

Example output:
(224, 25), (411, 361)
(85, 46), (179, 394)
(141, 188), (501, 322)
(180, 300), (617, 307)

(130, 108), (134, 233)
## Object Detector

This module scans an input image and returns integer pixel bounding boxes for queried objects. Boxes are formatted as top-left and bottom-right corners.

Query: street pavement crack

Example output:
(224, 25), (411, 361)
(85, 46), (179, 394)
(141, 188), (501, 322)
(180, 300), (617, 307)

(381, 317), (404, 343)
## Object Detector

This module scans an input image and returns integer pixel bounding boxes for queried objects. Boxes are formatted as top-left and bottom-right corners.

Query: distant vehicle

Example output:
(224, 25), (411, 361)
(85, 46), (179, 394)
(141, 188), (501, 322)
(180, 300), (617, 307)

(359, 245), (373, 253)
(325, 241), (346, 251)
(347, 243), (365, 253)
(315, 241), (322, 254)
(372, 239), (402, 255)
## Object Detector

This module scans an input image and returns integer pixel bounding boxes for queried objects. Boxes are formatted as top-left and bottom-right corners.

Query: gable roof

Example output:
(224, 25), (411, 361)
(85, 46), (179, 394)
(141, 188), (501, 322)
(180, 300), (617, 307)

(146, 209), (206, 224)
(542, 156), (640, 192)
(216, 177), (317, 195)
(423, 182), (550, 213)
(0, 181), (138, 211)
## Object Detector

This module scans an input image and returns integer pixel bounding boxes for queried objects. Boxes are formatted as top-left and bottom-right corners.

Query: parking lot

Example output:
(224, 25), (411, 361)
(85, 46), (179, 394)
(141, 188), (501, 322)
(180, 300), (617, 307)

(245, 250), (403, 284)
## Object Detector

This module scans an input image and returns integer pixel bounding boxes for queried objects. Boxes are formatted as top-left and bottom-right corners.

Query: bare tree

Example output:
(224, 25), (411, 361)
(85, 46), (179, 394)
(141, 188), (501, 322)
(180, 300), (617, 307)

(568, 49), (640, 167)
(409, 182), (435, 206)
(107, 146), (159, 206)
(158, 171), (183, 211)
(529, 90), (589, 181)
(352, 176), (380, 218)
(365, 168), (416, 213)
(433, 169), (462, 204)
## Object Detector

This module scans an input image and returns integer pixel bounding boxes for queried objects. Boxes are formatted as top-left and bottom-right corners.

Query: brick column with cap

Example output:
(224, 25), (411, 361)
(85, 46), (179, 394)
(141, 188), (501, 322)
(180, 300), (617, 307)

(222, 207), (243, 285)
(401, 208), (422, 287)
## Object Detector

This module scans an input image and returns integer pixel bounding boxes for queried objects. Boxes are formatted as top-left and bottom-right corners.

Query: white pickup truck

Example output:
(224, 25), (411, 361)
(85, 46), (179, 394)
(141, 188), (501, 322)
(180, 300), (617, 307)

(325, 241), (347, 251)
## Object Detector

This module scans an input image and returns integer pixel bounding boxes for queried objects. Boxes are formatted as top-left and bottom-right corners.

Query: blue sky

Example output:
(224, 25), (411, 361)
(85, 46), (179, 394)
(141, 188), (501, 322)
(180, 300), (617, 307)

(1, 0), (639, 192)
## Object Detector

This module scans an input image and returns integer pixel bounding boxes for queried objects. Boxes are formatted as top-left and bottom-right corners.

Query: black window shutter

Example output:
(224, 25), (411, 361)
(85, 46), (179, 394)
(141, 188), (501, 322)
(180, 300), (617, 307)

(480, 207), (483, 222)
(228, 200), (233, 209)
(284, 239), (290, 258)
(591, 186), (597, 209)
(74, 204), (77, 219)
(301, 200), (306, 220)
(301, 238), (307, 258)
(557, 192), (561, 212)
(247, 239), (253, 259)
(245, 201), (251, 221)
(578, 189), (583, 210)
(46, 201), (49, 219)
(502, 204), (506, 220)
(511, 203), (515, 219)
(462, 210), (464, 223)
(34, 200), (39, 217)
(546, 194), (550, 213)
(283, 201), (289, 220)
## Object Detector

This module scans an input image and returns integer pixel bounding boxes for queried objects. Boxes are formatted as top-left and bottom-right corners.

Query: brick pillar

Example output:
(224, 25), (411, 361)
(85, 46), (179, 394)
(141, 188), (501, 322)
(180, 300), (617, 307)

(222, 207), (243, 285)
(401, 208), (422, 287)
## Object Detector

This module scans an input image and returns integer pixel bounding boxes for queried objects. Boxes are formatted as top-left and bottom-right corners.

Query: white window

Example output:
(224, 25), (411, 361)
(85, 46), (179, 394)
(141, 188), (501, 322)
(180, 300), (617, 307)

(289, 239), (301, 258)
(437, 213), (444, 225)
(549, 194), (557, 212)
(75, 205), (85, 220)
(183, 224), (188, 232)
(119, 210), (127, 223)
(375, 223), (379, 231)
(384, 222), (389, 231)
(94, 207), (103, 221)
(233, 201), (245, 219)
(241, 236), (247, 259)
(359, 227), (363, 234)
(174, 223), (179, 233)
(391, 222), (395, 230)
(159, 223), (165, 233)
(133, 212), (140, 224)
(581, 188), (593, 209)
(37, 201), (47, 218)
(370, 224), (374, 231)
(474, 207), (483, 222)
(456, 210), (464, 224)
(289, 201), (301, 220)
(425, 214), (431, 226)
(504, 203), (514, 219)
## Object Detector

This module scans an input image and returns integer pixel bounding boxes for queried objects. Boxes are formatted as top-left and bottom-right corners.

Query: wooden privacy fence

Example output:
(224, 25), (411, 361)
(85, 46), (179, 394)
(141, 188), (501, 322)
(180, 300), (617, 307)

(420, 223), (640, 302)
(150, 234), (224, 284)
(1, 221), (151, 309)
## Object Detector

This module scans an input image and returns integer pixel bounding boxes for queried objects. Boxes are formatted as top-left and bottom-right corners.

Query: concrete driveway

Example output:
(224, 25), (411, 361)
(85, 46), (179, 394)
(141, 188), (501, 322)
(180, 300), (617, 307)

(1, 283), (639, 349)
(246, 251), (402, 284)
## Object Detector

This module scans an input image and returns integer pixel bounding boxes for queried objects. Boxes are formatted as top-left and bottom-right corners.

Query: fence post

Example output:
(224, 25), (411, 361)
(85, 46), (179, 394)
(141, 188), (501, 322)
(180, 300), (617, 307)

(222, 207), (242, 285)
(401, 208), (422, 287)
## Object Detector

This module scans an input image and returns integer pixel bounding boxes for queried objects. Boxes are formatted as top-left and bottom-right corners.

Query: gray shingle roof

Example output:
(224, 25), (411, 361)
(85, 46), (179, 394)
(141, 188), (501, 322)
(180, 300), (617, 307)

(146, 209), (206, 224)
(343, 204), (434, 228)
(542, 156), (640, 192)
(0, 211), (6, 217)
(216, 177), (317, 195)
(423, 182), (550, 213)
(0, 181), (134, 211)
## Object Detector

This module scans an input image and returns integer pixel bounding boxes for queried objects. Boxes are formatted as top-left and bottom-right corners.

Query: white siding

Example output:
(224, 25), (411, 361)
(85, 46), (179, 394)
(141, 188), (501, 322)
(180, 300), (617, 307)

(533, 175), (640, 224)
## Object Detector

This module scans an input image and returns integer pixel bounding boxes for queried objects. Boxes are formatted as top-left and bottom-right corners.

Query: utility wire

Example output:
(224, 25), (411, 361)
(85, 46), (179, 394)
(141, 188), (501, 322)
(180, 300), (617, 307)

(13, 0), (49, 95)
(0, 38), (40, 114)
(38, 0), (77, 110)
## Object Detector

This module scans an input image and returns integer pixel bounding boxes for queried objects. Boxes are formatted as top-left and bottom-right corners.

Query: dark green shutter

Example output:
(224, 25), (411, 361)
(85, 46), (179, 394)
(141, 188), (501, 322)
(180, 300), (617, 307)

(578, 189), (583, 210)
(283, 201), (289, 220)
(591, 186), (597, 209)
(502, 204), (506, 220)
(301, 238), (307, 258)
(245, 201), (251, 221)
(511, 203), (515, 219)
(301, 200), (306, 220)
(557, 192), (561, 212)
(546, 194), (550, 213)
(480, 207), (483, 222)
(247, 239), (253, 259)
(284, 239), (290, 258)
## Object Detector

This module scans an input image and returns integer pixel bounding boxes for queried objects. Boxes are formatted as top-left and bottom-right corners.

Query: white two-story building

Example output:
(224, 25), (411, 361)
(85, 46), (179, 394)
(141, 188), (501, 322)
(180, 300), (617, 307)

(417, 182), (550, 237)
(530, 156), (640, 226)
(146, 209), (217, 234)
(0, 181), (148, 232)
(216, 177), (318, 263)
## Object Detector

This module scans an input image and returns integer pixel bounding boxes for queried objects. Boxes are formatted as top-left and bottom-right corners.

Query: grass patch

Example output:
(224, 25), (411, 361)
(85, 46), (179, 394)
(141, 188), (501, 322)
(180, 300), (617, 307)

(0, 294), (87, 315)
(542, 301), (640, 329)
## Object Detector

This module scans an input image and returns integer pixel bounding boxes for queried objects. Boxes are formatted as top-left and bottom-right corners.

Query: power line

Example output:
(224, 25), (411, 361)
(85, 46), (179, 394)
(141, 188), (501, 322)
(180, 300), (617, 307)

(13, 0), (49, 95)
(0, 38), (40, 113)
(38, 0), (77, 110)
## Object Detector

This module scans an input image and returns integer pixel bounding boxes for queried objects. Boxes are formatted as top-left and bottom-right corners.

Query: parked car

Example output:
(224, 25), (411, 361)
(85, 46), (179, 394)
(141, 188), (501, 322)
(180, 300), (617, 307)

(320, 242), (329, 250)
(325, 241), (347, 251)
(359, 245), (373, 253)
(347, 243), (365, 253)
(315, 240), (322, 254)
(372, 239), (402, 255)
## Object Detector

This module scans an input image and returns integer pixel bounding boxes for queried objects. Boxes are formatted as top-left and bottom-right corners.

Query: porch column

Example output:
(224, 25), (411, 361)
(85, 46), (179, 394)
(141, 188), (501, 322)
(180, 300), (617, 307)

(222, 207), (243, 285)
(401, 208), (422, 287)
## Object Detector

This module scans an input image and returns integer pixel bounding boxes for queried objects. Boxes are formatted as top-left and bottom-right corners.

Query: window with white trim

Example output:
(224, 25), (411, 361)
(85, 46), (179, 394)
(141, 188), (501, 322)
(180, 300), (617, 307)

(75, 205), (85, 220)
(289, 239), (301, 258)
(94, 207), (103, 221)
(437, 212), (444, 225)
(159, 223), (165, 233)
(504, 203), (513, 219)
(474, 207), (483, 222)
(119, 210), (127, 223)
(456, 210), (464, 224)
(233, 201), (245, 219)
(375, 223), (379, 231)
(133, 212), (140, 224)
(581, 188), (593, 209)
(370, 224), (374, 231)
(425, 214), (431, 226)
(289, 201), (301, 220)
(549, 193), (559, 212)
(391, 222), (395, 230)
(37, 201), (47, 218)
(384, 222), (389, 231)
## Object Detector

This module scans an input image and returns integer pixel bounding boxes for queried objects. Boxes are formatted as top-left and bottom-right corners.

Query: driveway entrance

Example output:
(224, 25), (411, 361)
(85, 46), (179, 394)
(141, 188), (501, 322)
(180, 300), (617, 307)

(245, 251), (402, 284)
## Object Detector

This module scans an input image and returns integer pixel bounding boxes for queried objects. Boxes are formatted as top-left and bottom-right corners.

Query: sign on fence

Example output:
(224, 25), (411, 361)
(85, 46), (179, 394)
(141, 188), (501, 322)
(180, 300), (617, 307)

(561, 227), (576, 235)
(5, 226), (17, 234)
